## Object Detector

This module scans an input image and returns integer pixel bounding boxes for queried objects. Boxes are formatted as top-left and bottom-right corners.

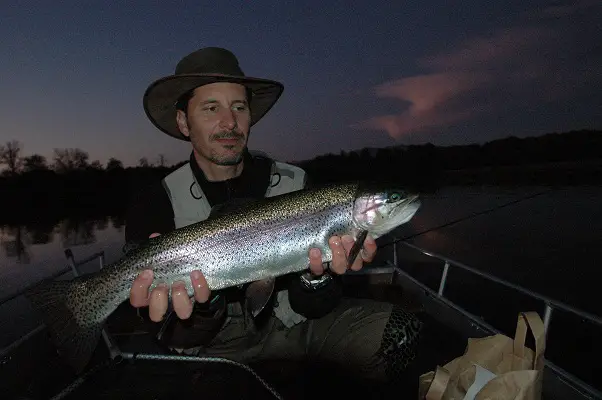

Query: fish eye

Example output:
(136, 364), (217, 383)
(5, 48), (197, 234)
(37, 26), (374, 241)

(388, 192), (403, 202)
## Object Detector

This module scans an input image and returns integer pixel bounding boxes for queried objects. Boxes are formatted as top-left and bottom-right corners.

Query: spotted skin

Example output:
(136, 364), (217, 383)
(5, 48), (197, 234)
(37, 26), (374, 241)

(26, 182), (421, 374)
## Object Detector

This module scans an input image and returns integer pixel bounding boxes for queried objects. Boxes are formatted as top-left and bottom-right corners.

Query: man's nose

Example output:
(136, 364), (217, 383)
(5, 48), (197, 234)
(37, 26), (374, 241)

(219, 109), (237, 130)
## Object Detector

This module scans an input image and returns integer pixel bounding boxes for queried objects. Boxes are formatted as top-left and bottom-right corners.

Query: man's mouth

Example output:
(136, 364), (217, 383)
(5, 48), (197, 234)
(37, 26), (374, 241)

(215, 138), (242, 148)
(213, 132), (244, 145)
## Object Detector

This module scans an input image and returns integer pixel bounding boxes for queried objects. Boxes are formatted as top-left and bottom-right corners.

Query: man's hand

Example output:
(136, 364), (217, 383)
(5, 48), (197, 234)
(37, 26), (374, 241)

(129, 232), (377, 322)
(309, 234), (377, 276)
(129, 233), (211, 322)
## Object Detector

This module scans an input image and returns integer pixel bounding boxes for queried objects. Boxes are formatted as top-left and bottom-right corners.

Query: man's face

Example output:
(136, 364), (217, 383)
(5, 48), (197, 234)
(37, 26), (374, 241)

(176, 82), (251, 166)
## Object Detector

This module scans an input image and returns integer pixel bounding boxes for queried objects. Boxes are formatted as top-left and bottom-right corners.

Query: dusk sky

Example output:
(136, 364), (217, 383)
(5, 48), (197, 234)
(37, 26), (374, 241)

(1, 0), (601, 167)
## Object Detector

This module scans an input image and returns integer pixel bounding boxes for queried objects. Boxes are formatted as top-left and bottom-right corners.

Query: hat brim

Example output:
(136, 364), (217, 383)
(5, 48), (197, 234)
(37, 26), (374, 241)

(143, 74), (284, 140)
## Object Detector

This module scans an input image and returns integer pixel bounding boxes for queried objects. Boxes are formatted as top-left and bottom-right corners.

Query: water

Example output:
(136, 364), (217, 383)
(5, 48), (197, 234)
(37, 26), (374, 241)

(0, 185), (600, 390)
(0, 216), (126, 301)
(396, 184), (602, 316)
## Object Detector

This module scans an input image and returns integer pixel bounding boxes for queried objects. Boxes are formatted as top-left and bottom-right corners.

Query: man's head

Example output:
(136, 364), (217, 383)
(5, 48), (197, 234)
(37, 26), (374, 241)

(143, 47), (284, 149)
(175, 82), (251, 166)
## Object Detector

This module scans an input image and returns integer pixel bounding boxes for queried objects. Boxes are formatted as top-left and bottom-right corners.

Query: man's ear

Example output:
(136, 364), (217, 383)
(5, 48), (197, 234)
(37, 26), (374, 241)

(176, 110), (190, 138)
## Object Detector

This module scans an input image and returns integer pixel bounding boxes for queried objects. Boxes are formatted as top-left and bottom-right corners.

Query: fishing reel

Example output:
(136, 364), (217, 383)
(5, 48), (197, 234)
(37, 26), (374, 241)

(299, 270), (334, 290)
(289, 267), (342, 319)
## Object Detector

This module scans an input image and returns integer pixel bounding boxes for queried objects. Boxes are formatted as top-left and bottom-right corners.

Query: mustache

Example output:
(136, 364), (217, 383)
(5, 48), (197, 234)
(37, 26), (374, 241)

(211, 130), (246, 141)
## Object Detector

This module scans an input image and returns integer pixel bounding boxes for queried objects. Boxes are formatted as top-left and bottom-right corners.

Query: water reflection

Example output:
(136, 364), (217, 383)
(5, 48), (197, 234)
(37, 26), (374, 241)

(111, 214), (125, 232)
(59, 219), (97, 247)
(0, 214), (125, 264)
(1, 226), (31, 264)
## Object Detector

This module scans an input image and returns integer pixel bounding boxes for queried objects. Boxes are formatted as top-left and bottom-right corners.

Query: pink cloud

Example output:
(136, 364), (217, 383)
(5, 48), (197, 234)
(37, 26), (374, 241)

(352, 6), (601, 140)
(352, 72), (489, 139)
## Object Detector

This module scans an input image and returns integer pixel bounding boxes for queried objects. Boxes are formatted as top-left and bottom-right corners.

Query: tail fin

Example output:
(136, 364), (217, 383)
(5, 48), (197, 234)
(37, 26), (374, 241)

(26, 277), (104, 374)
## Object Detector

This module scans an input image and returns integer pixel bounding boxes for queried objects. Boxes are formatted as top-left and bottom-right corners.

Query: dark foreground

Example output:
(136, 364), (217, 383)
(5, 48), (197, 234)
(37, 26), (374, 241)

(2, 248), (596, 400)
(1, 274), (438, 400)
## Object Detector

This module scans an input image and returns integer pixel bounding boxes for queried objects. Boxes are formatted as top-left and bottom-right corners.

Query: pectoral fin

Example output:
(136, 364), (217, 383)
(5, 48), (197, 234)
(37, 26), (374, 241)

(347, 230), (368, 268)
(245, 278), (276, 317)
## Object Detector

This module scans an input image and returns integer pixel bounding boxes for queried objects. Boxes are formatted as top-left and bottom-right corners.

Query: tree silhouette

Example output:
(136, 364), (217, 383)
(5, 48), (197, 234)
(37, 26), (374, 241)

(0, 140), (23, 175)
(53, 148), (89, 172)
(138, 157), (150, 167)
(89, 160), (104, 170)
(106, 157), (124, 171)
(157, 154), (166, 167)
(22, 154), (48, 172)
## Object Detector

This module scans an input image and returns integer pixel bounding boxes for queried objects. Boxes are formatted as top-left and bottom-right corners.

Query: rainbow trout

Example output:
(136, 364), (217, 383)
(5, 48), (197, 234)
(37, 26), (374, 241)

(26, 182), (421, 373)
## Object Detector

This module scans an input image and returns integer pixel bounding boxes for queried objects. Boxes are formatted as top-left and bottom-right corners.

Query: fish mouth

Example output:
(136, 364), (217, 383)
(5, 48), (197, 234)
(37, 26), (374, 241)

(389, 193), (421, 222)
(405, 194), (420, 204)
(352, 192), (421, 234)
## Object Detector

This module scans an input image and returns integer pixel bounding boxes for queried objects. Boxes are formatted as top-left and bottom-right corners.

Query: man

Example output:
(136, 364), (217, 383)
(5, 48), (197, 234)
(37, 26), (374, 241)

(125, 47), (422, 384)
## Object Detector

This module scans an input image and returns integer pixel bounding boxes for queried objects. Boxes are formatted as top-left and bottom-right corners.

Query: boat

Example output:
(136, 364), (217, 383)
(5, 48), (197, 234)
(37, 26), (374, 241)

(1, 236), (600, 399)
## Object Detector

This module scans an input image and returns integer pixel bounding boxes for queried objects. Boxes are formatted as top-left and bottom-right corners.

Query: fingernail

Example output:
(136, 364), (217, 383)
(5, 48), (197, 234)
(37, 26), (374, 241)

(309, 248), (320, 257)
(343, 236), (354, 245)
(141, 269), (152, 279)
(172, 281), (186, 296)
(191, 270), (201, 280)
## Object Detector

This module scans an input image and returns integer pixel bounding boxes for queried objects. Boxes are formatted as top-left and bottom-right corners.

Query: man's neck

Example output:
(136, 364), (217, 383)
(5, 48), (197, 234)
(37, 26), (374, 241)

(192, 150), (244, 182)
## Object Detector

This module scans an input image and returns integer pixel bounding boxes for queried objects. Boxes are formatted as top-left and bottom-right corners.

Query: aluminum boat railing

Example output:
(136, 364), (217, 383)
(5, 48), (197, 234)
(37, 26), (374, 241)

(385, 238), (602, 400)
(0, 249), (105, 359)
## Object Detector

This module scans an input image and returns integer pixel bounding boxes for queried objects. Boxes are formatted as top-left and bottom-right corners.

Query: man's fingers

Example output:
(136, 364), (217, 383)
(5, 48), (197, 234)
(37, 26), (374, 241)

(129, 234), (162, 308)
(171, 280), (193, 319)
(308, 248), (325, 275)
(329, 235), (348, 274)
(130, 269), (153, 307)
(148, 283), (169, 322)
(190, 270), (211, 303)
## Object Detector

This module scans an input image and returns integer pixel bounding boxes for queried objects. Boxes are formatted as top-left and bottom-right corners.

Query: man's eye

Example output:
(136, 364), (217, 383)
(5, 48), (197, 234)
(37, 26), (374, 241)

(204, 106), (218, 112)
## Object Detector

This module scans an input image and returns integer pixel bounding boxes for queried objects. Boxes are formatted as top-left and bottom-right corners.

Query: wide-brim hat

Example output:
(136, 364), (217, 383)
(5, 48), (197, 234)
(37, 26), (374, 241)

(143, 47), (284, 141)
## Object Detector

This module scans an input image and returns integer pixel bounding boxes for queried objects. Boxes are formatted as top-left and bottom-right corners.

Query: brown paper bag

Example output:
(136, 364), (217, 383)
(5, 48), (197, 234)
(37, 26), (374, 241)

(419, 311), (546, 400)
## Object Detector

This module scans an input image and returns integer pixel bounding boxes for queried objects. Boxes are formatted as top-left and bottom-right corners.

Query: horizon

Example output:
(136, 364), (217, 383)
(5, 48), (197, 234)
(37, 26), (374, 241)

(2, 127), (598, 171)
(1, 1), (601, 168)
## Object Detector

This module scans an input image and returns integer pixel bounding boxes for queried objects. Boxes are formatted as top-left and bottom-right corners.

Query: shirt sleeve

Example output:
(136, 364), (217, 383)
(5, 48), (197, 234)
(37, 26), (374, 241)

(124, 180), (175, 245)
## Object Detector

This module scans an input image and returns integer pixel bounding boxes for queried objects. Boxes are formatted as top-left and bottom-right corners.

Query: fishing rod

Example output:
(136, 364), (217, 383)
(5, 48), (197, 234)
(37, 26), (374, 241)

(379, 186), (558, 248)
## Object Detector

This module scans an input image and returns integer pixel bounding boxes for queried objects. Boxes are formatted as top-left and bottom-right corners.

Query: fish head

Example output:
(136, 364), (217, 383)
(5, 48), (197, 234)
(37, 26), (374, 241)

(352, 186), (421, 239)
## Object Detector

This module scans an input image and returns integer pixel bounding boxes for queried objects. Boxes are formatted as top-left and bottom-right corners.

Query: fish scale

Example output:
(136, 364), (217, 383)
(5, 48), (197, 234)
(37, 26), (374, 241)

(26, 181), (421, 375)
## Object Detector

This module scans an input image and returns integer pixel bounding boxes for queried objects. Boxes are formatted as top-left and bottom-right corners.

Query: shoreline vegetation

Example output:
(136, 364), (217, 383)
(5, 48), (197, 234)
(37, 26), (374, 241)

(0, 129), (600, 226)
